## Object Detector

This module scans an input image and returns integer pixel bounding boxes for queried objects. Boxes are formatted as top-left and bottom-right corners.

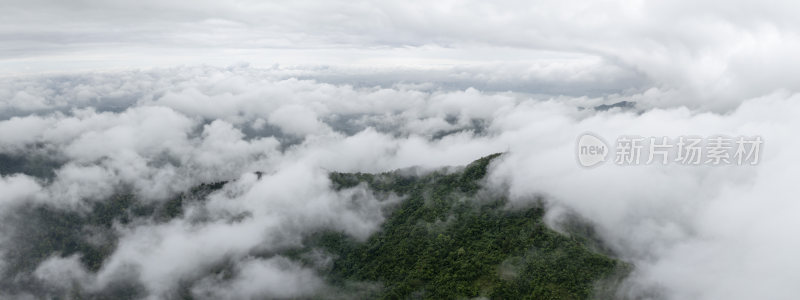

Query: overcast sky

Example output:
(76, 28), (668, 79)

(4, 0), (800, 111)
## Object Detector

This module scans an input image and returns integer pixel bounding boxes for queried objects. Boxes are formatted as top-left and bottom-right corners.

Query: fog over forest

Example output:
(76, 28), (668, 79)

(1, 1), (799, 299)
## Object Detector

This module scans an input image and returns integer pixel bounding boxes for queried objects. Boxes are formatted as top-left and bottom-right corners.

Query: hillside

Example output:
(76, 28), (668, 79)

(0, 154), (626, 299)
(299, 153), (627, 299)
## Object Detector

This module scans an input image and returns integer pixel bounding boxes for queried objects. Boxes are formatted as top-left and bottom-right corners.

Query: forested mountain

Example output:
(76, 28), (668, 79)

(0, 154), (626, 299)
(311, 153), (627, 299)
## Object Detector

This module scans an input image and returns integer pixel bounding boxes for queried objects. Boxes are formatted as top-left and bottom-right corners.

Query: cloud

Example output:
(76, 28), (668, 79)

(33, 255), (92, 290)
(4, 0), (800, 111)
(0, 174), (42, 210)
(484, 92), (800, 299)
(268, 104), (330, 136)
(191, 256), (324, 300)
(77, 157), (398, 297)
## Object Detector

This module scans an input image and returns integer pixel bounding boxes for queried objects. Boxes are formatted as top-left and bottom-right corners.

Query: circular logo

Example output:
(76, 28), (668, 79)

(576, 133), (609, 167)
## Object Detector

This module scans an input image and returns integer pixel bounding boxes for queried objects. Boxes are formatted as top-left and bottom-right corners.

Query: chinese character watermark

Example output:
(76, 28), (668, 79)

(577, 133), (763, 167)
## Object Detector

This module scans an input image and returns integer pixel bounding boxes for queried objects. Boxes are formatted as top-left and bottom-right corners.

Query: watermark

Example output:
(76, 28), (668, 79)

(576, 133), (609, 167)
(576, 133), (763, 167)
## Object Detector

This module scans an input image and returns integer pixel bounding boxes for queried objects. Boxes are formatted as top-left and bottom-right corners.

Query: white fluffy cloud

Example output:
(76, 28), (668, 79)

(86, 160), (397, 297)
(486, 92), (800, 299)
(0, 174), (42, 209)
(191, 256), (324, 300)
(2, 67), (797, 299)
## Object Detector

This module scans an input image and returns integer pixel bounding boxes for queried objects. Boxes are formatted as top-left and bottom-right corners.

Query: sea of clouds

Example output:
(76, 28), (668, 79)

(3, 0), (800, 299)
(0, 64), (798, 299)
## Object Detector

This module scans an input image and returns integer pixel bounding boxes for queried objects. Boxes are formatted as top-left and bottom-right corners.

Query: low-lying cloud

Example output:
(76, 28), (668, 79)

(0, 63), (797, 299)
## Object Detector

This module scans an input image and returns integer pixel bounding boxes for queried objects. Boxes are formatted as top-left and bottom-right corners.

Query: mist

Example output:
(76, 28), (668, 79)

(2, 1), (800, 299)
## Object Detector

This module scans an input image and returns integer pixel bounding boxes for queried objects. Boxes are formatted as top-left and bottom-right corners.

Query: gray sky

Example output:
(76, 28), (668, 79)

(4, 0), (800, 111)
